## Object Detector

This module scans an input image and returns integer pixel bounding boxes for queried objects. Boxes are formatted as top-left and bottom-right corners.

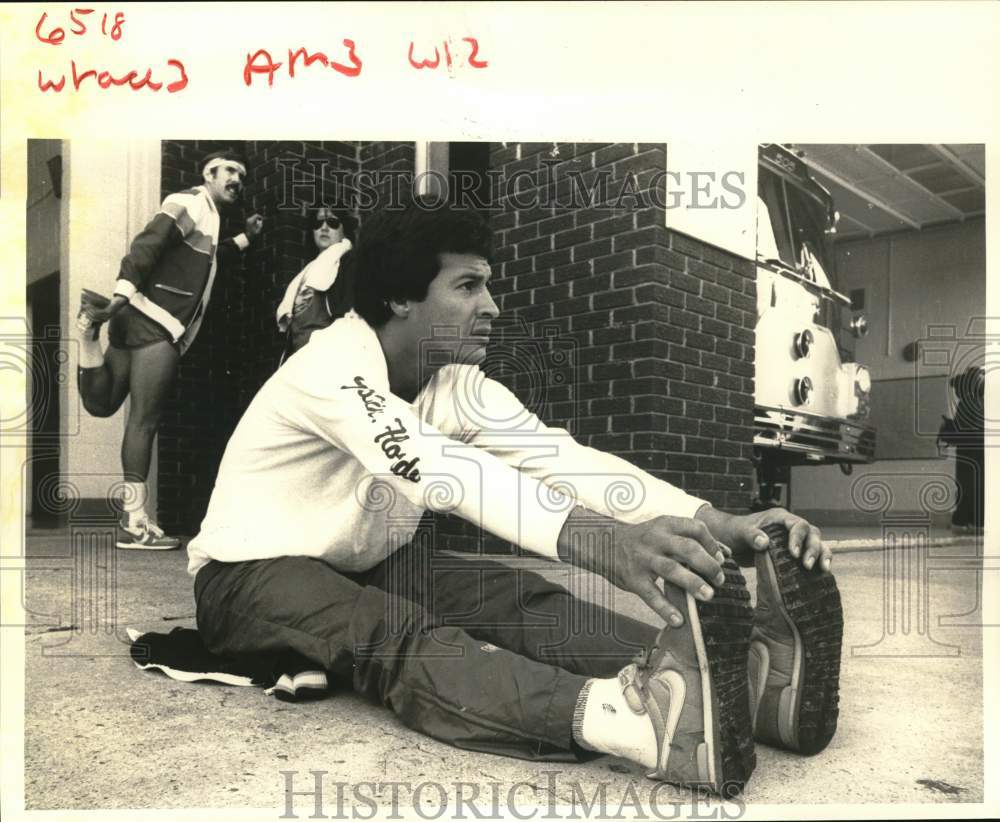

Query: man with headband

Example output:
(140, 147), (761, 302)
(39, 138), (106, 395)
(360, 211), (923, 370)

(75, 149), (264, 550)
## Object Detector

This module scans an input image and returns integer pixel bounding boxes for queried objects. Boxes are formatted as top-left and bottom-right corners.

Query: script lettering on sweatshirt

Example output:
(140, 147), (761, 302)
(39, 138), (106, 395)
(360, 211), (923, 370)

(373, 418), (421, 483)
(341, 377), (421, 482)
(341, 375), (386, 422)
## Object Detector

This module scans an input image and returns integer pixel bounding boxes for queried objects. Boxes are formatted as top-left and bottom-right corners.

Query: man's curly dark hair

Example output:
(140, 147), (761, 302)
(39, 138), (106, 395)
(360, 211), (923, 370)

(352, 200), (493, 327)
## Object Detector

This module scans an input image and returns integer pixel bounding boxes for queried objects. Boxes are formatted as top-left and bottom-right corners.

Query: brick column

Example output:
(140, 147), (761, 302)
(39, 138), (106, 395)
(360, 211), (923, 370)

(158, 140), (360, 534)
(446, 142), (757, 554)
(158, 139), (249, 534)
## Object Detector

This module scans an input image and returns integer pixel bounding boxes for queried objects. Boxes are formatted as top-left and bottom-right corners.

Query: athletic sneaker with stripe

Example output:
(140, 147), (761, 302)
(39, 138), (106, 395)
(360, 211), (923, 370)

(748, 523), (843, 755)
(619, 559), (756, 798)
(117, 515), (181, 550)
(77, 289), (110, 340)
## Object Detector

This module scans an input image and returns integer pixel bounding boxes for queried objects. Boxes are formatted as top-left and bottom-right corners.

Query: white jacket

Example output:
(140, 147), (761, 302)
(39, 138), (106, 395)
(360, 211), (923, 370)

(275, 239), (353, 332)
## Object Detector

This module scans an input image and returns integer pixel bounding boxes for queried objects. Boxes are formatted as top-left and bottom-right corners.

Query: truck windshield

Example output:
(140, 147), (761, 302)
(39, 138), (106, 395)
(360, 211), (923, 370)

(758, 166), (837, 290)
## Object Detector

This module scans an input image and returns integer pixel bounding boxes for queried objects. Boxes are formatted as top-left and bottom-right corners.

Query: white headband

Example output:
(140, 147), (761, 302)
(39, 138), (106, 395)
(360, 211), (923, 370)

(203, 157), (246, 177)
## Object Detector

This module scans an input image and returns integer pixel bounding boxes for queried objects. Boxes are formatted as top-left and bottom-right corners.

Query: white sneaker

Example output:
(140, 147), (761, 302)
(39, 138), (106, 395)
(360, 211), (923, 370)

(116, 516), (181, 550)
(78, 289), (110, 341)
(624, 560), (756, 797)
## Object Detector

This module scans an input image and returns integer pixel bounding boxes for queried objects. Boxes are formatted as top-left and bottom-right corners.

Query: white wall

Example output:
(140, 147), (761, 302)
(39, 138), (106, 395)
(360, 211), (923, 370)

(838, 219), (986, 381)
(665, 141), (757, 260)
(790, 460), (960, 522)
(59, 140), (162, 510)
(792, 219), (986, 517)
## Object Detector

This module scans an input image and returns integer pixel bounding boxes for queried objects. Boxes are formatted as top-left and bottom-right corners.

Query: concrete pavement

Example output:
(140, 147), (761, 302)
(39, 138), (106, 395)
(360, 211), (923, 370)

(19, 527), (989, 811)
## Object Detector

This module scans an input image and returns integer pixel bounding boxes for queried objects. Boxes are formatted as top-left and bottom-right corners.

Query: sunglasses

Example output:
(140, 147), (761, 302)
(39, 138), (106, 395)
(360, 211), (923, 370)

(314, 215), (342, 230)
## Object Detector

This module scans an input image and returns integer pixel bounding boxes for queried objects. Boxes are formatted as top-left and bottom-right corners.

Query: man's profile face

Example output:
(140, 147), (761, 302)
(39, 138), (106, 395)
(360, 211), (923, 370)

(402, 252), (499, 367)
(313, 208), (346, 251)
(203, 160), (245, 207)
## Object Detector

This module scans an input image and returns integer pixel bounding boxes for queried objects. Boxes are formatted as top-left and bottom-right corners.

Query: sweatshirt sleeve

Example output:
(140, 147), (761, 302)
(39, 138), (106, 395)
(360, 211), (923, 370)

(115, 191), (195, 297)
(274, 337), (573, 560)
(461, 372), (709, 524)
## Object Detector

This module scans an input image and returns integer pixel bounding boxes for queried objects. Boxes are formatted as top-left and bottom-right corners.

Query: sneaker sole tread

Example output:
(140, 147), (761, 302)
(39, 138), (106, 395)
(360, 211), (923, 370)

(694, 560), (756, 797)
(760, 522), (843, 755)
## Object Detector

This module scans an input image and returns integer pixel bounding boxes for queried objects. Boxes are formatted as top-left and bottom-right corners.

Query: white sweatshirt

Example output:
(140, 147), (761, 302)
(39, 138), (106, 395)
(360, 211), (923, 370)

(186, 316), (708, 576)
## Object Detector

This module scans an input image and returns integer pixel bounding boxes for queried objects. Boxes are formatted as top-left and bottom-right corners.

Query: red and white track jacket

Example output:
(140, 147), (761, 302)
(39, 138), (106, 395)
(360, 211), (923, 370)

(113, 185), (249, 353)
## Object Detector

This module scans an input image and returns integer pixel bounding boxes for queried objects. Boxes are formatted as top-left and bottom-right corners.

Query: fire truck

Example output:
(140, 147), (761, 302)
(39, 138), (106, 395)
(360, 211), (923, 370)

(752, 144), (876, 508)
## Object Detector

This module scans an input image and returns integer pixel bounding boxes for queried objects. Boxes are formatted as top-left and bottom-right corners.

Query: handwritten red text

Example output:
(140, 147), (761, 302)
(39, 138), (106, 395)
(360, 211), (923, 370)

(35, 8), (188, 94)
(244, 41), (363, 86)
(37, 59), (188, 93)
(35, 9), (126, 44)
(408, 38), (488, 70)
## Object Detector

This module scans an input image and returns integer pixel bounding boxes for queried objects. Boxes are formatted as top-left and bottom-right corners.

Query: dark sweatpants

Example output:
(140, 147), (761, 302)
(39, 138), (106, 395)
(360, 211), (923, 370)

(194, 543), (659, 761)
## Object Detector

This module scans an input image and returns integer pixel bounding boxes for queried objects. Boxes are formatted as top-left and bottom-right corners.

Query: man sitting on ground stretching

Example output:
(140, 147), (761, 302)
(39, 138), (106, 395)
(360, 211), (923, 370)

(186, 202), (842, 796)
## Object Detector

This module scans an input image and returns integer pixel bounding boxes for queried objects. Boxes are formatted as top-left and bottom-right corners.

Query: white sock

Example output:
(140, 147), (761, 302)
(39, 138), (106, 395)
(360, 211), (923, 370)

(76, 316), (105, 369)
(122, 481), (148, 527)
(572, 676), (658, 769)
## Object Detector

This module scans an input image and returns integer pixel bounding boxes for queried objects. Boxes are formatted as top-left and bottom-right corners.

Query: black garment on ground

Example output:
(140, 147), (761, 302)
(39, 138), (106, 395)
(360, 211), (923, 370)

(128, 626), (329, 702)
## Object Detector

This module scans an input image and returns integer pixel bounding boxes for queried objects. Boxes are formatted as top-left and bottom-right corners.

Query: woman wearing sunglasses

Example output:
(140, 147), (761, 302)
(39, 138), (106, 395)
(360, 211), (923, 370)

(276, 207), (358, 361)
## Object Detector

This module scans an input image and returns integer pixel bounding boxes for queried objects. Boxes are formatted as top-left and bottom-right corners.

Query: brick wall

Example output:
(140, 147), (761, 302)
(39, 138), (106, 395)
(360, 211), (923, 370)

(158, 140), (361, 533)
(158, 140), (756, 538)
(158, 140), (249, 534)
(434, 142), (757, 554)
(235, 140), (360, 407)
(359, 141), (415, 207)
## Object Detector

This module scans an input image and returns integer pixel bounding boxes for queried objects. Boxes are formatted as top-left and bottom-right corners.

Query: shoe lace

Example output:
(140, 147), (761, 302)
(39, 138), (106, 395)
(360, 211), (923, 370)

(621, 648), (657, 714)
(144, 519), (166, 538)
(632, 637), (664, 673)
(132, 516), (165, 538)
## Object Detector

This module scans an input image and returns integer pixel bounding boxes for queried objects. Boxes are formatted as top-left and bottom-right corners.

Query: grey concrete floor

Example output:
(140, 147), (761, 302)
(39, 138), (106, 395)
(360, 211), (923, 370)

(20, 528), (988, 811)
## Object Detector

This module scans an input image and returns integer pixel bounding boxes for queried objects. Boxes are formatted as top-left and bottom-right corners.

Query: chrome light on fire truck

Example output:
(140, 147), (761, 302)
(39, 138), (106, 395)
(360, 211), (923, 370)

(852, 365), (872, 420)
(794, 376), (813, 405)
(855, 366), (871, 395)
(794, 329), (814, 359)
(850, 313), (869, 338)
